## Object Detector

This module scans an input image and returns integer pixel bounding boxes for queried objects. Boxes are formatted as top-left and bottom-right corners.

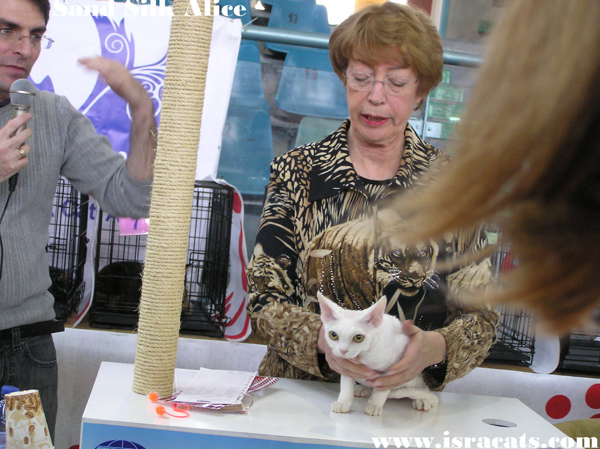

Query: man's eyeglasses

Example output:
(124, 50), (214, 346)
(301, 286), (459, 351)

(345, 71), (418, 96)
(0, 27), (54, 50)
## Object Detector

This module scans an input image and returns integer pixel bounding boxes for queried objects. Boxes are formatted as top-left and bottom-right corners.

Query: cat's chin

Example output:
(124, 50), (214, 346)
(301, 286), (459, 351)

(335, 353), (357, 360)
(383, 281), (421, 297)
(399, 287), (420, 296)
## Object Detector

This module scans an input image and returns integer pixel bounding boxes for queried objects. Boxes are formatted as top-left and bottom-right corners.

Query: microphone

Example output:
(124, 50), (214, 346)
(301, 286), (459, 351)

(8, 79), (36, 191)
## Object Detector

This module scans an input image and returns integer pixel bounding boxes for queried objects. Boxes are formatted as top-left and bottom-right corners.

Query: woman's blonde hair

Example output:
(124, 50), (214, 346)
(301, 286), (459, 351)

(395, 0), (600, 333)
(329, 2), (443, 105)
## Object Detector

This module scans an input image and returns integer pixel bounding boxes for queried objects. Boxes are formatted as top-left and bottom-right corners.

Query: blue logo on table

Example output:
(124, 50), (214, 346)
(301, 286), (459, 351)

(96, 441), (146, 449)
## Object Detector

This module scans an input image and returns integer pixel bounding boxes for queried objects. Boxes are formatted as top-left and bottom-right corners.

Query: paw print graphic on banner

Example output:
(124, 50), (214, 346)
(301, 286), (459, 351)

(546, 383), (600, 421)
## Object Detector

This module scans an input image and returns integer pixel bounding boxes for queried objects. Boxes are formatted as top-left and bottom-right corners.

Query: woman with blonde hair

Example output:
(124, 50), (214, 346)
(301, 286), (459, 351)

(395, 0), (600, 334)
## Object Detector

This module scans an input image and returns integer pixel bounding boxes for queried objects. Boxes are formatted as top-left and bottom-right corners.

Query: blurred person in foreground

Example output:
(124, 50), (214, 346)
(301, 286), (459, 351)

(393, 0), (600, 337)
(0, 0), (156, 438)
(247, 2), (499, 396)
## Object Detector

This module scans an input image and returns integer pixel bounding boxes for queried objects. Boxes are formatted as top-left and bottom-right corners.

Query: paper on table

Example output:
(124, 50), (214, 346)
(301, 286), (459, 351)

(176, 368), (256, 405)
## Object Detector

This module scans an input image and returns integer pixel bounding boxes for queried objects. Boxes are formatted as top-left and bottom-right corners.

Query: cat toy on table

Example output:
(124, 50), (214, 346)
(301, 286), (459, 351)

(318, 292), (438, 417)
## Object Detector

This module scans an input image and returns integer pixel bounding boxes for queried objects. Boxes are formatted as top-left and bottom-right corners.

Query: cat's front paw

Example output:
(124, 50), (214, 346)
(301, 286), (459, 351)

(364, 404), (384, 416)
(412, 395), (438, 411)
(331, 401), (351, 413)
(354, 384), (371, 397)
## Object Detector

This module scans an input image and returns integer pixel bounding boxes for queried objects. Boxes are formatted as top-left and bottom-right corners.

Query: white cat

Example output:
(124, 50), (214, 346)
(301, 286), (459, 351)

(318, 292), (439, 416)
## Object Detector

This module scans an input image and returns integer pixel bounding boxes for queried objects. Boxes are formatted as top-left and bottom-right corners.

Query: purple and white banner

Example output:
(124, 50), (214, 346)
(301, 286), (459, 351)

(35, 0), (250, 340)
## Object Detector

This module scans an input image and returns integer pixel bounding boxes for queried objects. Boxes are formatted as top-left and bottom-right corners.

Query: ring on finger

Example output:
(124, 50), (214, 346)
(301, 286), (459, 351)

(18, 147), (25, 159)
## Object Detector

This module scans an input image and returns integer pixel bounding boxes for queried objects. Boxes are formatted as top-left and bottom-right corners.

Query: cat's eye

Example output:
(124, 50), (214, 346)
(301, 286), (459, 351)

(353, 334), (364, 343)
(329, 331), (339, 340)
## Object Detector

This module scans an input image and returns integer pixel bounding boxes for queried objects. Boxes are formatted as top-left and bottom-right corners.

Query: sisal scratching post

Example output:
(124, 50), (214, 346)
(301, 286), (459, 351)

(132, 0), (215, 396)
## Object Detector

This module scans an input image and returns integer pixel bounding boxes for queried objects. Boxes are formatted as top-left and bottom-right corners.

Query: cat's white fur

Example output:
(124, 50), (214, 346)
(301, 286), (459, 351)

(318, 292), (438, 416)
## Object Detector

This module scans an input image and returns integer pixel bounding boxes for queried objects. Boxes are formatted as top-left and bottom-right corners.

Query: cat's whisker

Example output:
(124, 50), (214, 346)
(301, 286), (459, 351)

(424, 278), (439, 290)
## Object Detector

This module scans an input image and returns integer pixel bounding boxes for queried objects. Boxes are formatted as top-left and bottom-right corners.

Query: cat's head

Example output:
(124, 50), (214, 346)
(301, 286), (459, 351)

(375, 232), (439, 297)
(317, 292), (387, 359)
(249, 244), (294, 296)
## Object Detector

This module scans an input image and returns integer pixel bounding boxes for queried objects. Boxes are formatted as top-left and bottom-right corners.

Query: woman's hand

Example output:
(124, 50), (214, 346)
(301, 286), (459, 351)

(317, 325), (379, 379)
(366, 320), (446, 390)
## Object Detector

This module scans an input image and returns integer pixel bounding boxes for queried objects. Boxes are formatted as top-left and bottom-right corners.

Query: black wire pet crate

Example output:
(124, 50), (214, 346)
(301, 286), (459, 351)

(488, 304), (536, 366)
(559, 308), (600, 374)
(47, 177), (89, 321)
(484, 228), (536, 366)
(89, 180), (234, 337)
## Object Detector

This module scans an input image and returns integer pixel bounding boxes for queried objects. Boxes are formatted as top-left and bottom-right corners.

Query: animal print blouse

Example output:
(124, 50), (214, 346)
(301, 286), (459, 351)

(247, 120), (499, 391)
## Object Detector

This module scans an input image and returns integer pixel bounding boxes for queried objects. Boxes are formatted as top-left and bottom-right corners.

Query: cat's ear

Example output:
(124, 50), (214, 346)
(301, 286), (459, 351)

(317, 292), (338, 322)
(253, 243), (264, 257)
(364, 296), (387, 327)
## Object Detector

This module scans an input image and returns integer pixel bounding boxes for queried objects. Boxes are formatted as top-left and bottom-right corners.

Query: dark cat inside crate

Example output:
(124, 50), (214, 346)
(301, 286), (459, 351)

(95, 261), (144, 309)
(95, 261), (188, 310)
(48, 266), (72, 304)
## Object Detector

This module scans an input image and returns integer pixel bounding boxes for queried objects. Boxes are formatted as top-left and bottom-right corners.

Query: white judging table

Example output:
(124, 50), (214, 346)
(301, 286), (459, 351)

(80, 362), (570, 449)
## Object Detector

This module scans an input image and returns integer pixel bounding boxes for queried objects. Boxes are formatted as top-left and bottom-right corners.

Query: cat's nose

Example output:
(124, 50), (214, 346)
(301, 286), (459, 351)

(340, 349), (348, 355)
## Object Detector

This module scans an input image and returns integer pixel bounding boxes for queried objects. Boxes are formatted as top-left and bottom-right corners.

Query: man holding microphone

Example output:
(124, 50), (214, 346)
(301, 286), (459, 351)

(0, 0), (156, 439)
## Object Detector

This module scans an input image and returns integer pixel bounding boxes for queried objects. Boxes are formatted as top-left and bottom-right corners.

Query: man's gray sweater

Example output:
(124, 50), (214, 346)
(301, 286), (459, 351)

(0, 89), (152, 330)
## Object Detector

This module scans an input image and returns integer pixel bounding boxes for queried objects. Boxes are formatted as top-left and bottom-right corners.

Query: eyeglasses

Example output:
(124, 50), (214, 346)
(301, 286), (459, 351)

(0, 27), (54, 50)
(345, 71), (418, 96)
